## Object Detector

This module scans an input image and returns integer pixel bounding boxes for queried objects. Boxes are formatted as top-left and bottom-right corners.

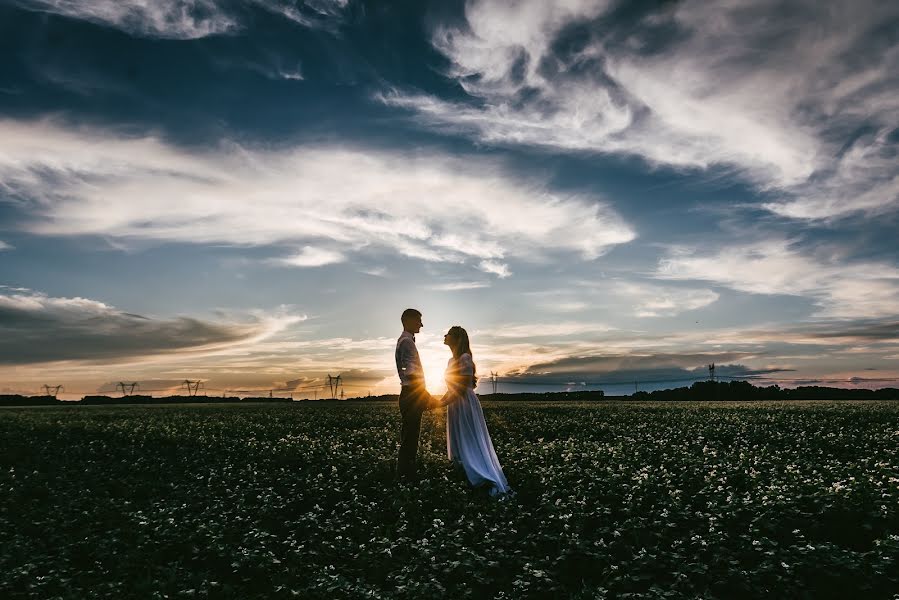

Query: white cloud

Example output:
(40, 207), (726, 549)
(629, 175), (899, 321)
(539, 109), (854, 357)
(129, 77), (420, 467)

(478, 260), (511, 278)
(614, 282), (719, 318)
(550, 301), (589, 313)
(251, 0), (349, 33)
(0, 241), (12, 251)
(279, 69), (305, 81)
(477, 321), (614, 339)
(276, 246), (345, 267)
(16, 0), (350, 39)
(17, 0), (239, 39)
(0, 287), (304, 365)
(763, 129), (899, 220)
(656, 241), (899, 318)
(429, 281), (490, 291)
(0, 119), (635, 278)
(380, 0), (898, 216)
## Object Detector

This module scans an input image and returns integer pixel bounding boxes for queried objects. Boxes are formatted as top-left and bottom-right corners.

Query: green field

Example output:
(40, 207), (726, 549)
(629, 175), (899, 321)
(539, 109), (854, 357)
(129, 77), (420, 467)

(1, 401), (897, 599)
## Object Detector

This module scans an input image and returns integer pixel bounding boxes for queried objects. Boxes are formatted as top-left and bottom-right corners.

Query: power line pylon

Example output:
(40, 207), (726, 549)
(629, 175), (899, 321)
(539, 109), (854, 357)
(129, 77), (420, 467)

(117, 382), (139, 396)
(490, 371), (498, 395)
(327, 374), (342, 399)
(182, 380), (202, 396)
(708, 363), (716, 382)
(42, 384), (63, 398)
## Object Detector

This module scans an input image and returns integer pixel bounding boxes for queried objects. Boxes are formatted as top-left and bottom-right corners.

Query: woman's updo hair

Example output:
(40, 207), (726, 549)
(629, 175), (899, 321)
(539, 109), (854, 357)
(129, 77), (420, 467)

(447, 325), (478, 388)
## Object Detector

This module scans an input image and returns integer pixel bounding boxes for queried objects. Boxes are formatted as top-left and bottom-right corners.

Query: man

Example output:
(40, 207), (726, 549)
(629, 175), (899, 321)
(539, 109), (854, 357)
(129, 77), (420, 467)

(395, 308), (432, 480)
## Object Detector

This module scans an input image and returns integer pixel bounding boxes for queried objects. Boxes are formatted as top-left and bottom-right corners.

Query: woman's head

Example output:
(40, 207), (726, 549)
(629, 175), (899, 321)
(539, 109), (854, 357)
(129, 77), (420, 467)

(444, 325), (477, 386)
(443, 325), (471, 357)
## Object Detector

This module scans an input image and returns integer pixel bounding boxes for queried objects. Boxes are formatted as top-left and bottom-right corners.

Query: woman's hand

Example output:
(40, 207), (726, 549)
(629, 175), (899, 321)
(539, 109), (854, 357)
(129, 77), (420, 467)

(438, 391), (456, 408)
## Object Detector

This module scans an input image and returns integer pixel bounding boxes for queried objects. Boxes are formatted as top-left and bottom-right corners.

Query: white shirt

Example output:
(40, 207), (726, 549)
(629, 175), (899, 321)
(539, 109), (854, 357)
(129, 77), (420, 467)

(395, 331), (424, 387)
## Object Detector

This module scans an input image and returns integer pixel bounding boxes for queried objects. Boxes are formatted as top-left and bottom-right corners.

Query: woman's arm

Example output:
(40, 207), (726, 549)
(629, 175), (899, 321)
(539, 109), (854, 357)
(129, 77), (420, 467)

(440, 356), (470, 406)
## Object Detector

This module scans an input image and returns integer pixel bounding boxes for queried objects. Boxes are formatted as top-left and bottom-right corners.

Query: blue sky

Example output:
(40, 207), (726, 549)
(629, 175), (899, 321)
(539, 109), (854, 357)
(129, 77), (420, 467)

(1, 0), (898, 398)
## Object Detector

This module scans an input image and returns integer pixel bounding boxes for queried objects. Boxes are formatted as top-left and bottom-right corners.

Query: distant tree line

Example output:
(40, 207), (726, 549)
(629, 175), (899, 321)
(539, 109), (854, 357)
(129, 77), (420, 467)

(1, 381), (896, 406)
(0, 395), (292, 406)
(628, 380), (899, 401)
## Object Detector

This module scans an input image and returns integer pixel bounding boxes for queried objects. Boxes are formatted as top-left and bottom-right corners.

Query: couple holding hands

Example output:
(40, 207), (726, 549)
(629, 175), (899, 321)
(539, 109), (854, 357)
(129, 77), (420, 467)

(394, 308), (510, 497)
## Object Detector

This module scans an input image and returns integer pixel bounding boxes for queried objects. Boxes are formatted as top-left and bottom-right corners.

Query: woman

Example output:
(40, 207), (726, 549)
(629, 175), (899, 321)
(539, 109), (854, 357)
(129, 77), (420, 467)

(438, 326), (510, 497)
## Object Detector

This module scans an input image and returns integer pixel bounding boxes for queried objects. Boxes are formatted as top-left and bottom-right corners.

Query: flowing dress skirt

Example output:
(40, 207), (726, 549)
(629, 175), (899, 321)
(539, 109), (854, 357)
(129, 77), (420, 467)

(446, 386), (510, 496)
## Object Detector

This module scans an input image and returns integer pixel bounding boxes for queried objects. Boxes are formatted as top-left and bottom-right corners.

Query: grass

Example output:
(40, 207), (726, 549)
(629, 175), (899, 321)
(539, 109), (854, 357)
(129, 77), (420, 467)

(1, 400), (897, 599)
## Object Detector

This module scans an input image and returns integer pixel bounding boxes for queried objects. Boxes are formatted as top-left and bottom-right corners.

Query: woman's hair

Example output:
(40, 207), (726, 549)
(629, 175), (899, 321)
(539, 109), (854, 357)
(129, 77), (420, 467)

(447, 326), (477, 387)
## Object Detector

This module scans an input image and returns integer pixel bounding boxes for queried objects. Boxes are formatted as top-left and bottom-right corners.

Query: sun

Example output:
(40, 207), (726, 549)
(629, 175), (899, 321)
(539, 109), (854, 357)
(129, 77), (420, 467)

(423, 357), (448, 395)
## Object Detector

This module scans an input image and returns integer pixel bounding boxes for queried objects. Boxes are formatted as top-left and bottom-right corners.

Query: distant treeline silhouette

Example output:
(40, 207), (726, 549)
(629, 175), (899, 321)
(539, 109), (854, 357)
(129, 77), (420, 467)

(1, 381), (897, 406)
(628, 380), (899, 401)
(0, 395), (292, 406)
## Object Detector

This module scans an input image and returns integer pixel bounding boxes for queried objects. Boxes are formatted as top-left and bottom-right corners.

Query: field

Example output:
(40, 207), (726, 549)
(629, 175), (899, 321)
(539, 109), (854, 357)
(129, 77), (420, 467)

(1, 401), (897, 599)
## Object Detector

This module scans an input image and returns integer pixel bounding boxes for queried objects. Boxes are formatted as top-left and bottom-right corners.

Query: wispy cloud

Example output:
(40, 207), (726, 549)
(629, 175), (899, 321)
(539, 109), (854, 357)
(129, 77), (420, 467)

(763, 130), (899, 220)
(379, 0), (899, 218)
(0, 287), (302, 365)
(0, 241), (12, 251)
(478, 260), (511, 278)
(613, 282), (719, 318)
(476, 321), (615, 339)
(251, 0), (349, 33)
(429, 281), (490, 291)
(275, 246), (345, 268)
(0, 119), (635, 278)
(656, 240), (899, 318)
(15, 0), (351, 39)
(16, 0), (239, 39)
(504, 352), (784, 385)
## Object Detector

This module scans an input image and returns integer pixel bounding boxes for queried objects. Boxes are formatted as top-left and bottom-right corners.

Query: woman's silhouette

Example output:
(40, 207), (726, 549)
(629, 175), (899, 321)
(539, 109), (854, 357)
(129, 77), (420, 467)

(439, 326), (510, 496)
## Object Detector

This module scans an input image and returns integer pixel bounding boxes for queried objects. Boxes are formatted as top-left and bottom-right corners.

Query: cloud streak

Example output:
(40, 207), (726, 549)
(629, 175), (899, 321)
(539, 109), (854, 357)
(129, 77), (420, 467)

(15, 0), (351, 39)
(0, 119), (635, 278)
(380, 0), (899, 219)
(613, 282), (719, 318)
(504, 351), (783, 384)
(275, 246), (346, 268)
(429, 281), (490, 291)
(16, 0), (239, 39)
(656, 240), (899, 318)
(0, 287), (300, 365)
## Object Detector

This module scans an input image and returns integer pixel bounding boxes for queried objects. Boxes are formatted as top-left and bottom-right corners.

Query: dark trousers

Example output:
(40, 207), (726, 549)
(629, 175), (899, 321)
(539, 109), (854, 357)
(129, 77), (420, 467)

(397, 384), (428, 478)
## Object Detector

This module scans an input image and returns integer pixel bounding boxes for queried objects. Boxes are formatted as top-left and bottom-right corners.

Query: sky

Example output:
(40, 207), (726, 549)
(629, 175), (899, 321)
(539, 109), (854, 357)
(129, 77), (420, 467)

(1, 0), (898, 399)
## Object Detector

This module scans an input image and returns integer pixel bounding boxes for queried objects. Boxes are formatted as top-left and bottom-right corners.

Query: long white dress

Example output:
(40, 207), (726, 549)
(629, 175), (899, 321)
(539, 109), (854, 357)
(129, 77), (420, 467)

(445, 353), (510, 496)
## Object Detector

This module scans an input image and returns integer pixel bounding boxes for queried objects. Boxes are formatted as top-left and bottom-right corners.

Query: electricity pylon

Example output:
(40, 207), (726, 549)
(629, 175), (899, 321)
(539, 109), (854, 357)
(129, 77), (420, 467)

(327, 374), (342, 399)
(42, 384), (63, 398)
(182, 380), (203, 396)
(117, 382), (139, 396)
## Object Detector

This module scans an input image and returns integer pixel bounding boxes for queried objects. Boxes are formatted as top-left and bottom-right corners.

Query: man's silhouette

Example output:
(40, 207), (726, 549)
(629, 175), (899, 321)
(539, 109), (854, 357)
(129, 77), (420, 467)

(395, 308), (431, 480)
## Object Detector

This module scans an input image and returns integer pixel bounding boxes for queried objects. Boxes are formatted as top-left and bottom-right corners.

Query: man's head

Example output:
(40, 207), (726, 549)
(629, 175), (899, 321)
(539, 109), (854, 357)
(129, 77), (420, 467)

(401, 308), (423, 334)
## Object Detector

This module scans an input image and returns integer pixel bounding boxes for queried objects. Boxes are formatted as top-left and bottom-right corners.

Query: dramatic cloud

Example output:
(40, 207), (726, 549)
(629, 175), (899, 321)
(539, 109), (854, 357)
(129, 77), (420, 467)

(763, 129), (899, 220)
(656, 241), (899, 318)
(0, 288), (300, 364)
(504, 351), (785, 385)
(16, 0), (239, 39)
(715, 320), (899, 348)
(0, 119), (635, 278)
(15, 0), (350, 39)
(380, 0), (898, 218)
